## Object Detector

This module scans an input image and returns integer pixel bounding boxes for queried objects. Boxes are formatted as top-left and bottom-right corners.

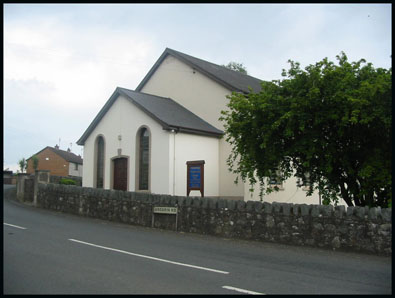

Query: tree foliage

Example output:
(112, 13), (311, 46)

(220, 52), (392, 207)
(18, 158), (27, 173)
(32, 155), (39, 171)
(223, 61), (248, 74)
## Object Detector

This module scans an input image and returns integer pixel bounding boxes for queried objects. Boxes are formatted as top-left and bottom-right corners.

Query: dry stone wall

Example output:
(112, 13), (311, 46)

(36, 183), (391, 256)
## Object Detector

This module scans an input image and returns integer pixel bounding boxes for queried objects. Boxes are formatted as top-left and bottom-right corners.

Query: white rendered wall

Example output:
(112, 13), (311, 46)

(140, 55), (243, 199)
(82, 138), (94, 187)
(68, 162), (83, 177)
(169, 132), (219, 197)
(139, 55), (349, 204)
(244, 176), (347, 206)
(82, 95), (170, 194)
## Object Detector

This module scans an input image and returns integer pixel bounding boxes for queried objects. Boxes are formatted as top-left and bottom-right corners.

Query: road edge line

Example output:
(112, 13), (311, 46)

(69, 238), (229, 275)
(4, 223), (27, 230)
(222, 285), (265, 295)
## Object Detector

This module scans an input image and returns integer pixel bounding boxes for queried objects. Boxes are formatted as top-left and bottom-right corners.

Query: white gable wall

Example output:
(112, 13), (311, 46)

(141, 55), (230, 129)
(82, 95), (170, 194)
(82, 94), (220, 197)
(140, 55), (243, 199)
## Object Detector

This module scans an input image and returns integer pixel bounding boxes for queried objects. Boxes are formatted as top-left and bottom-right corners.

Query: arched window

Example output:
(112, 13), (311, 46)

(95, 136), (105, 188)
(137, 127), (150, 191)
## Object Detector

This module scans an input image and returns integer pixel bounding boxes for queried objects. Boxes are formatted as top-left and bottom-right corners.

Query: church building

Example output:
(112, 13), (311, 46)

(77, 48), (331, 204)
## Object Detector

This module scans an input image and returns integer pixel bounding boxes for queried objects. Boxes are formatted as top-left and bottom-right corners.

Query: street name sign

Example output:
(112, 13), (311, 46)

(153, 206), (178, 214)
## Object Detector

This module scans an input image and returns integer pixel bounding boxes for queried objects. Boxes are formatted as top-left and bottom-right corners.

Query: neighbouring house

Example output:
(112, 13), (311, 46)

(3, 170), (16, 185)
(77, 48), (345, 205)
(26, 145), (83, 177)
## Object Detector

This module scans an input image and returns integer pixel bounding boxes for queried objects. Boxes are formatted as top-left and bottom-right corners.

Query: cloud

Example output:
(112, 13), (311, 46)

(3, 3), (391, 172)
(243, 4), (391, 81)
(4, 20), (156, 108)
(4, 15), (159, 168)
(3, 163), (20, 173)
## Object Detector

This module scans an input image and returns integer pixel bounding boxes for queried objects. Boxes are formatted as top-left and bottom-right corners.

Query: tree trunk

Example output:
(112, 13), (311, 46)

(339, 182), (354, 206)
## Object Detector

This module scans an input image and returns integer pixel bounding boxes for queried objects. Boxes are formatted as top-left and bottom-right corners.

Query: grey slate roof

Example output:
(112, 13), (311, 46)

(51, 147), (83, 164)
(136, 48), (263, 93)
(76, 87), (223, 145)
(28, 146), (83, 164)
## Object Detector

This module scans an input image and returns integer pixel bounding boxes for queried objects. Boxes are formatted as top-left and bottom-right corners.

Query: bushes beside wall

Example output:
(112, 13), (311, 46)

(59, 178), (77, 185)
(36, 183), (392, 256)
(50, 175), (82, 186)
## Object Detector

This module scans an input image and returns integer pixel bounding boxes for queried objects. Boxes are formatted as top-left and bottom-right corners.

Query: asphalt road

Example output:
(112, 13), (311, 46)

(3, 185), (392, 294)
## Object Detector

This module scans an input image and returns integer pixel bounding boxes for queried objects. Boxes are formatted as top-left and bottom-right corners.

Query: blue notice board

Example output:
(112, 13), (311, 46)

(186, 160), (205, 197)
(189, 166), (201, 188)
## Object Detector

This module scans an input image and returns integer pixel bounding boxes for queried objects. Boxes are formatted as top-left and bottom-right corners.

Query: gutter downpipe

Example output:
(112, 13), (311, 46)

(172, 129), (178, 196)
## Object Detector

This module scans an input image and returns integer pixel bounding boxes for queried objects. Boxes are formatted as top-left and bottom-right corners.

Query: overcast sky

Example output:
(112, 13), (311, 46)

(3, 3), (392, 172)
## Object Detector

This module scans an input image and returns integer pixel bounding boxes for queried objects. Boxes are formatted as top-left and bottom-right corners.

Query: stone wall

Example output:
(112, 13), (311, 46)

(4, 185), (17, 200)
(24, 178), (34, 203)
(16, 173), (34, 203)
(36, 183), (392, 256)
(16, 171), (50, 204)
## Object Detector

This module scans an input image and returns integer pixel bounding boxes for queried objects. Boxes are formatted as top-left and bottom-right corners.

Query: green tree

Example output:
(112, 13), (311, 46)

(18, 158), (27, 173)
(223, 61), (248, 74)
(220, 52), (391, 207)
(31, 155), (39, 171)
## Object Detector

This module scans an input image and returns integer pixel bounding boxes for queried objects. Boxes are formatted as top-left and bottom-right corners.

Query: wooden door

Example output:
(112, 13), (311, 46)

(113, 158), (128, 191)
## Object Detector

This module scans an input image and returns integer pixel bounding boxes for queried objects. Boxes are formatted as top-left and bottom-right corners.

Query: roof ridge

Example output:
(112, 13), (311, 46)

(117, 86), (173, 101)
(27, 145), (83, 164)
(77, 85), (224, 145)
(119, 88), (222, 130)
(50, 146), (80, 155)
(118, 88), (223, 135)
(136, 47), (262, 93)
(166, 47), (259, 79)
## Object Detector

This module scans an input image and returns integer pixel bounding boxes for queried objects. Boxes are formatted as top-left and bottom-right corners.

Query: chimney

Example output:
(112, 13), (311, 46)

(67, 148), (71, 153)
(55, 144), (59, 149)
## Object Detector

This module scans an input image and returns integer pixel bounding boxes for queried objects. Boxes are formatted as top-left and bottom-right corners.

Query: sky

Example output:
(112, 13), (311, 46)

(3, 3), (392, 172)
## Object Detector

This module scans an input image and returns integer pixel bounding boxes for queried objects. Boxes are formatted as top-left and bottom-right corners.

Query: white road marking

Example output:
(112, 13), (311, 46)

(222, 286), (265, 295)
(69, 238), (229, 275)
(4, 223), (27, 230)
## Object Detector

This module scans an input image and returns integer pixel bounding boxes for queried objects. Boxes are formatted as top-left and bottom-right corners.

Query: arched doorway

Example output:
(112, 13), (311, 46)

(113, 157), (128, 191)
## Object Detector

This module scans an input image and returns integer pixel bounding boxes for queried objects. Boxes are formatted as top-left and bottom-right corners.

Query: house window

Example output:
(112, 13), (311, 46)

(96, 136), (105, 188)
(137, 127), (150, 191)
(74, 163), (78, 171)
